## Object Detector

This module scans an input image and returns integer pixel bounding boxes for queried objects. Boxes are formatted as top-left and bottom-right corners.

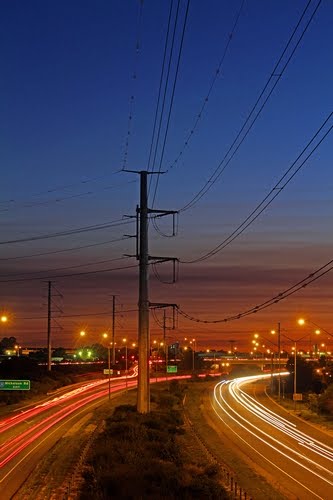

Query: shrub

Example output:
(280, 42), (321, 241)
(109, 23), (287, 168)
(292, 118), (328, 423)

(79, 399), (228, 500)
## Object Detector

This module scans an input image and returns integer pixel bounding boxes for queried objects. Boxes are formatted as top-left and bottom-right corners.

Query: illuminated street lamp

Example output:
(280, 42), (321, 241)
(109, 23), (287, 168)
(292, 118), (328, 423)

(190, 338), (196, 372)
(1, 315), (8, 323)
(297, 318), (324, 357)
(285, 323), (321, 404)
(77, 330), (87, 359)
(270, 322), (281, 400)
(123, 338), (128, 391)
(102, 332), (111, 400)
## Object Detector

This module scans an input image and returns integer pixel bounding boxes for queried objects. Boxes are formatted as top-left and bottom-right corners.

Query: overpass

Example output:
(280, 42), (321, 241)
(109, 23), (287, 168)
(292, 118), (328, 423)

(199, 354), (289, 371)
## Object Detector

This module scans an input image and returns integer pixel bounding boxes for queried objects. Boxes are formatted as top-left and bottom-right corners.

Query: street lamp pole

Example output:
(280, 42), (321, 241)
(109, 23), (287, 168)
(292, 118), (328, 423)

(278, 322), (281, 401)
(284, 321), (321, 405)
(163, 310), (167, 377)
(190, 338), (196, 372)
(123, 338), (128, 391)
(125, 344), (128, 391)
(294, 341), (297, 404)
(112, 294), (116, 365)
(102, 333), (111, 400)
(108, 345), (111, 400)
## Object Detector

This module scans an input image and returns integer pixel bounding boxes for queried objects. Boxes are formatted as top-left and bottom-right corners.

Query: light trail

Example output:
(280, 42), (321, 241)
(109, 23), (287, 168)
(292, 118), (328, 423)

(0, 369), (139, 433)
(212, 373), (333, 498)
(0, 368), (189, 479)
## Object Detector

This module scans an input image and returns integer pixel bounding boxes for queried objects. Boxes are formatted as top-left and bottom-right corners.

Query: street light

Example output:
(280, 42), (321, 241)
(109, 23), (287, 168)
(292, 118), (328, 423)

(123, 338), (128, 391)
(271, 322), (281, 400)
(190, 338), (196, 372)
(77, 329), (87, 359)
(102, 333), (111, 400)
(1, 315), (8, 323)
(297, 318), (324, 357)
(283, 324), (321, 404)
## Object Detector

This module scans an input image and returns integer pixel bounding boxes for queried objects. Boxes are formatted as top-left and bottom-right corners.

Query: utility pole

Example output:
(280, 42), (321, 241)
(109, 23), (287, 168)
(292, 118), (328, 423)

(276, 322), (278, 400)
(44, 281), (63, 372)
(163, 309), (166, 358)
(124, 170), (177, 413)
(138, 170), (150, 413)
(228, 340), (235, 355)
(47, 281), (52, 372)
(151, 303), (177, 377)
(112, 294), (116, 365)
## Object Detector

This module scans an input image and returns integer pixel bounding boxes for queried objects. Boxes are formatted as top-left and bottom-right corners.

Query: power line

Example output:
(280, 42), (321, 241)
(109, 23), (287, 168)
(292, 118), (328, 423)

(180, 0), (321, 213)
(0, 179), (137, 213)
(178, 254), (333, 325)
(0, 236), (129, 262)
(121, 0), (144, 170)
(151, 0), (191, 207)
(18, 307), (139, 320)
(151, 214), (179, 238)
(0, 218), (133, 245)
(0, 263), (138, 283)
(148, 0), (182, 198)
(146, 0), (175, 173)
(0, 167), (124, 207)
(0, 256), (129, 279)
(167, 0), (246, 172)
(181, 110), (333, 263)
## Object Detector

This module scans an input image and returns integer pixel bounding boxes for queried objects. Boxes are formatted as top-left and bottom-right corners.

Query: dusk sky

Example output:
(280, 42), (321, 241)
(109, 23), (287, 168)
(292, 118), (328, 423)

(1, 0), (333, 352)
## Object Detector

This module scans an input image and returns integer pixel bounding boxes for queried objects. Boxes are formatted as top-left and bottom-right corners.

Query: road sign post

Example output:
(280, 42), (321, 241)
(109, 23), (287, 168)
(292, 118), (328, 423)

(167, 365), (177, 373)
(0, 380), (30, 391)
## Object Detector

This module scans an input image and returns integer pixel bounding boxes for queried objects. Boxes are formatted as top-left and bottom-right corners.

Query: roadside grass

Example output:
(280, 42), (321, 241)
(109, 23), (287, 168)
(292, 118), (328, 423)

(273, 395), (333, 431)
(79, 381), (230, 499)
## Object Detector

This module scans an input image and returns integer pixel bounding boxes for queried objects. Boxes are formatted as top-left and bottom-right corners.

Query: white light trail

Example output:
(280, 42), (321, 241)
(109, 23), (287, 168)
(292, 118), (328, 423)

(212, 373), (333, 497)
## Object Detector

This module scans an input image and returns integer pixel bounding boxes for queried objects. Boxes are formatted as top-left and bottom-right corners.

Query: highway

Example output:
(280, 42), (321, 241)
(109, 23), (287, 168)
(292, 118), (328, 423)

(212, 373), (333, 499)
(0, 368), (192, 499)
(0, 372), (138, 499)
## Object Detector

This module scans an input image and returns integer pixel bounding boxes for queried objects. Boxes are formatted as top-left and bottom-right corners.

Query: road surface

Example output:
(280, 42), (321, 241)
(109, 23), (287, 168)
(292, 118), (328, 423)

(0, 373), (137, 499)
(212, 373), (333, 499)
(0, 368), (192, 499)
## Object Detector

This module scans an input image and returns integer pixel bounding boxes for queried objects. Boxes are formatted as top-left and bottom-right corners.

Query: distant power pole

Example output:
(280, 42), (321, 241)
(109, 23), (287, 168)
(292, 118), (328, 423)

(228, 340), (235, 353)
(47, 281), (52, 372)
(45, 281), (63, 372)
(112, 294), (116, 365)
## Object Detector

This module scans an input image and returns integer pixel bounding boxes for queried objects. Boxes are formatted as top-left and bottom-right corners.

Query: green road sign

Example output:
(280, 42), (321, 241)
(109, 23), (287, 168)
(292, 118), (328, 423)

(0, 380), (31, 391)
(103, 369), (113, 375)
(167, 365), (177, 373)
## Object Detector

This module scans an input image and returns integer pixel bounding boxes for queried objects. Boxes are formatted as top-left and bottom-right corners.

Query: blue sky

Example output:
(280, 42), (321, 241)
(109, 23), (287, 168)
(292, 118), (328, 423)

(1, 0), (332, 351)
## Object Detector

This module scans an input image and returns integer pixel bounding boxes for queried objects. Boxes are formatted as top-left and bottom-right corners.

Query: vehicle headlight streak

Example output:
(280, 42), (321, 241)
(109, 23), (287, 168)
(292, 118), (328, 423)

(212, 374), (333, 490)
(0, 376), (137, 471)
(0, 369), (188, 478)
(233, 382), (333, 462)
